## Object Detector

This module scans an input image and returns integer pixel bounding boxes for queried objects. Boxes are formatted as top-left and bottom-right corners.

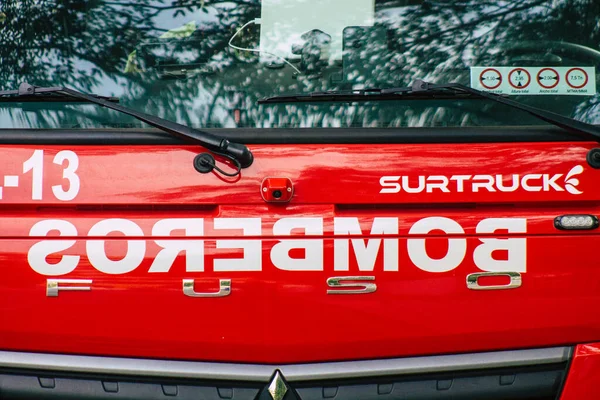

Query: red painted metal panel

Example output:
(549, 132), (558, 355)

(1, 142), (599, 363)
(560, 343), (600, 400)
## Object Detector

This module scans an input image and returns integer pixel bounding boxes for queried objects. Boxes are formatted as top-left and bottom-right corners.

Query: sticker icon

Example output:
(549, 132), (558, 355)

(479, 68), (502, 90)
(509, 68), (531, 89)
(537, 68), (559, 89)
(566, 68), (589, 89)
(471, 66), (595, 96)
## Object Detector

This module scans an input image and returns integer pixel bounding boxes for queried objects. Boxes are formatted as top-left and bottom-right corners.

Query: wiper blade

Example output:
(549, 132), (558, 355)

(0, 86), (119, 103)
(258, 85), (480, 104)
(0, 83), (254, 173)
(259, 79), (600, 143)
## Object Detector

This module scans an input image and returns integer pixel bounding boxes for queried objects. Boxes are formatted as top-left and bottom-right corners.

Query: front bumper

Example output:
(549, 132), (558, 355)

(0, 344), (598, 399)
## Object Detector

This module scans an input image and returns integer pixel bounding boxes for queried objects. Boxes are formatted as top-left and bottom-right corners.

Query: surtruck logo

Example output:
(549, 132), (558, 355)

(380, 165), (584, 195)
(564, 165), (583, 194)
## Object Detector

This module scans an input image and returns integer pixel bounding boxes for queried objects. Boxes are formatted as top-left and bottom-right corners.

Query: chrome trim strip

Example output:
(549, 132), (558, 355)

(0, 347), (572, 383)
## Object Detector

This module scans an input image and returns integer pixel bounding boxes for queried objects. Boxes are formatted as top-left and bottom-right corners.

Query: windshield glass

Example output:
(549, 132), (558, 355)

(1, 0), (599, 129)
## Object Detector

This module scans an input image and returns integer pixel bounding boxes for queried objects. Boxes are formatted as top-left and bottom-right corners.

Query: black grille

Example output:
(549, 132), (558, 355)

(293, 364), (567, 400)
(0, 362), (568, 400)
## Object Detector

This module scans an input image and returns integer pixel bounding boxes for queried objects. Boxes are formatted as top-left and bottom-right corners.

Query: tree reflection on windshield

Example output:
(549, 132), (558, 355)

(0, 0), (599, 129)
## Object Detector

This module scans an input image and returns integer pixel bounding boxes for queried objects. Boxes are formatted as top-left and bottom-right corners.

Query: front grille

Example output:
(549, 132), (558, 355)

(0, 373), (263, 400)
(293, 364), (567, 400)
(0, 347), (571, 400)
(0, 364), (567, 400)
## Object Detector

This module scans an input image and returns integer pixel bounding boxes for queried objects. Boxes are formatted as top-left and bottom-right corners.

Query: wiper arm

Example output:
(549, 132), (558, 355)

(259, 79), (600, 143)
(0, 83), (254, 174)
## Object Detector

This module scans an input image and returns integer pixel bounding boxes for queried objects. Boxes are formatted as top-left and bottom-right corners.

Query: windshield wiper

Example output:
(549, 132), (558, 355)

(259, 79), (600, 143)
(0, 83), (254, 176)
(0, 87), (120, 103)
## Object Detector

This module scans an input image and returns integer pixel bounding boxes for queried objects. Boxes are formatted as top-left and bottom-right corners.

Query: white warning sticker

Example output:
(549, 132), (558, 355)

(470, 66), (596, 95)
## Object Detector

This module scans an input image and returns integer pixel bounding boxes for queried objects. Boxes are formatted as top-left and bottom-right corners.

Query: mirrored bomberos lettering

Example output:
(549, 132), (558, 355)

(29, 217), (526, 296)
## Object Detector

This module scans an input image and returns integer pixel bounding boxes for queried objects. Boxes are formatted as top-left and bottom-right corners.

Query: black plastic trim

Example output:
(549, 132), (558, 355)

(0, 126), (590, 145)
(0, 363), (568, 400)
(0, 372), (262, 400)
(293, 363), (568, 400)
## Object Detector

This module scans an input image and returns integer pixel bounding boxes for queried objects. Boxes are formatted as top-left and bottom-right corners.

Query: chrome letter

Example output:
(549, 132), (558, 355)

(327, 276), (376, 294)
(466, 272), (521, 290)
(46, 279), (92, 297)
(183, 279), (231, 298)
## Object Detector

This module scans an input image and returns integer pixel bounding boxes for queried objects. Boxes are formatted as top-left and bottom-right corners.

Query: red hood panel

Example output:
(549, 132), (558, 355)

(1, 142), (600, 363)
(0, 142), (594, 205)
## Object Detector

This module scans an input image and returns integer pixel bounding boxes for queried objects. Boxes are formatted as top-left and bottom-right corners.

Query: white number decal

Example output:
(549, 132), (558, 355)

(23, 149), (44, 200)
(21, 150), (80, 201)
(52, 151), (80, 201)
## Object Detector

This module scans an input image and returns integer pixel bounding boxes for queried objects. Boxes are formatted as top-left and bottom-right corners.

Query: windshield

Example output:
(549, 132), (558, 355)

(1, 0), (599, 130)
